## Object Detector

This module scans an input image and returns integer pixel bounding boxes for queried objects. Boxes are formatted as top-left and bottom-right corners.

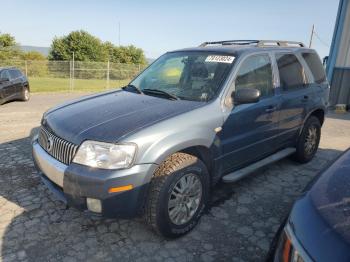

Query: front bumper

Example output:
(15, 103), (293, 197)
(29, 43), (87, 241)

(32, 139), (158, 218)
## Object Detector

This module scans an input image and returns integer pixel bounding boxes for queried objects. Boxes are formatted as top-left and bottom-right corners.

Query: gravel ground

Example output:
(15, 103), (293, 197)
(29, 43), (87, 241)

(1, 94), (350, 262)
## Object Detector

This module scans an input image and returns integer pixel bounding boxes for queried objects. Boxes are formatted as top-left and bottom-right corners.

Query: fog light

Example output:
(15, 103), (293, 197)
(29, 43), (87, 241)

(86, 198), (102, 213)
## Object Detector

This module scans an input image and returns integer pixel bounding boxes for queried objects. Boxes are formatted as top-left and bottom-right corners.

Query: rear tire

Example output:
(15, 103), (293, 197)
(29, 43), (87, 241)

(21, 87), (30, 101)
(144, 153), (210, 238)
(294, 116), (321, 163)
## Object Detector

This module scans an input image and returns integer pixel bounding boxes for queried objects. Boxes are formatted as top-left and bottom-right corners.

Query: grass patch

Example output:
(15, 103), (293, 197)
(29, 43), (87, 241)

(29, 77), (130, 93)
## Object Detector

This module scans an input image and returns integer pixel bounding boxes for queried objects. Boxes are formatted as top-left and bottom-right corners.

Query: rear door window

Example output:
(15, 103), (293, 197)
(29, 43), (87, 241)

(302, 52), (326, 84)
(276, 53), (305, 91)
(9, 69), (23, 79)
(9, 69), (19, 80)
(235, 54), (274, 97)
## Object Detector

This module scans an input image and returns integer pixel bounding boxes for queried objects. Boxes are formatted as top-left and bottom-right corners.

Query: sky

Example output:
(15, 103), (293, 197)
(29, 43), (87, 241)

(0, 0), (340, 59)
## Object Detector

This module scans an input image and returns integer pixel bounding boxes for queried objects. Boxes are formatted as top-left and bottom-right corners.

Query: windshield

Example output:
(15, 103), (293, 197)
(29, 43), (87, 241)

(129, 52), (235, 101)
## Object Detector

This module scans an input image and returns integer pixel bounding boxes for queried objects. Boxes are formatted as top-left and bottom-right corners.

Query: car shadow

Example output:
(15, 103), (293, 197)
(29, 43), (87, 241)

(0, 130), (344, 261)
(0, 97), (27, 106)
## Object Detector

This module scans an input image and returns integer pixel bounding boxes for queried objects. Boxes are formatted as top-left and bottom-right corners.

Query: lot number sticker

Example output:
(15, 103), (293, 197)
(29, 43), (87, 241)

(205, 55), (235, 63)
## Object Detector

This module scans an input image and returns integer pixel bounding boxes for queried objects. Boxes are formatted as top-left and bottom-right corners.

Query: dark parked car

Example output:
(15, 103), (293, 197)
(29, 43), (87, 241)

(32, 40), (329, 237)
(272, 148), (350, 262)
(0, 67), (30, 105)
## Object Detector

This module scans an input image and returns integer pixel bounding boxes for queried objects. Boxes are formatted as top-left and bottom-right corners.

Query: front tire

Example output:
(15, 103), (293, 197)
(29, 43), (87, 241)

(144, 153), (210, 238)
(294, 116), (321, 163)
(21, 87), (30, 101)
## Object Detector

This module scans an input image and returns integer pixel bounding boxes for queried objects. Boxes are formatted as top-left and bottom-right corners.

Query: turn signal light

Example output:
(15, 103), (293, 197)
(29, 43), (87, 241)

(108, 184), (133, 193)
(283, 237), (292, 262)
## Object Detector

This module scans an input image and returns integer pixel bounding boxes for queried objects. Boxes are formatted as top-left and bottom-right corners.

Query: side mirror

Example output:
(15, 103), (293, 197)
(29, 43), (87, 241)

(0, 77), (9, 83)
(232, 88), (261, 105)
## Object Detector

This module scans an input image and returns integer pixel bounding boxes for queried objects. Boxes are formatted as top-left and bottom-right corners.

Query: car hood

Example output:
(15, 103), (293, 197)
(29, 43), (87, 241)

(310, 150), (350, 243)
(43, 90), (204, 145)
(290, 150), (350, 261)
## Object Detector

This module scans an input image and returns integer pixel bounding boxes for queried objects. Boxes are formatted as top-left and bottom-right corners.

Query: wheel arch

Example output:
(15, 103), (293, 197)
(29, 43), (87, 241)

(309, 108), (325, 126)
(180, 145), (214, 175)
(160, 143), (221, 186)
(299, 107), (325, 136)
(24, 82), (30, 92)
(144, 140), (220, 185)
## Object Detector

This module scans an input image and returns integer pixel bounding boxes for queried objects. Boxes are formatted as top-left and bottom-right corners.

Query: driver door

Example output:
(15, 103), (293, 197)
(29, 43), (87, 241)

(220, 53), (282, 172)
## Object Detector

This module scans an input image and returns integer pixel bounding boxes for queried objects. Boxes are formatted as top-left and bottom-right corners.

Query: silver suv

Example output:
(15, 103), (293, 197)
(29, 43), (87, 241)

(32, 40), (329, 237)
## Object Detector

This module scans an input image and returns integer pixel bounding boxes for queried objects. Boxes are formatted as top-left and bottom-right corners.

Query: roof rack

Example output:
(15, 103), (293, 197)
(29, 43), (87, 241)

(199, 40), (305, 48)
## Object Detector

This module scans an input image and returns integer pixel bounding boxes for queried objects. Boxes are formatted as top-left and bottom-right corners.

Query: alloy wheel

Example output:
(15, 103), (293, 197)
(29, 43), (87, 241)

(24, 89), (29, 100)
(304, 125), (318, 155)
(167, 173), (203, 225)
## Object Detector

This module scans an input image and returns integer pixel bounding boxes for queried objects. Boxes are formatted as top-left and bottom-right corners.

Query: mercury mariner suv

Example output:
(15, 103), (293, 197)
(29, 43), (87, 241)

(32, 40), (329, 238)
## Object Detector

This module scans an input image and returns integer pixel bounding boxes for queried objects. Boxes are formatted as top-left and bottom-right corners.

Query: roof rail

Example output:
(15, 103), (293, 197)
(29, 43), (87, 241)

(199, 40), (305, 48)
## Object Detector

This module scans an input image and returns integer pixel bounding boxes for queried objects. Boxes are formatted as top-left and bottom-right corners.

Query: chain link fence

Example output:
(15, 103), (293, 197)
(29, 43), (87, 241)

(0, 60), (146, 93)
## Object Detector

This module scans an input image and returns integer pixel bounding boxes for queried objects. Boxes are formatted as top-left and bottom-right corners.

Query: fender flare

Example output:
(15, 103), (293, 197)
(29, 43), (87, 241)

(299, 107), (326, 136)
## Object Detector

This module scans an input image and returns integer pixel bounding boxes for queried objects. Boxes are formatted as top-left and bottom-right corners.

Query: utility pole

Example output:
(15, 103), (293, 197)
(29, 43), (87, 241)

(25, 60), (28, 77)
(118, 22), (121, 46)
(72, 52), (75, 91)
(309, 24), (315, 48)
(106, 60), (110, 89)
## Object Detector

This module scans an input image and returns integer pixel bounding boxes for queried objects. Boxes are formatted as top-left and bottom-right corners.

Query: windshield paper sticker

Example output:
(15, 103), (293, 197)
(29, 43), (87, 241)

(205, 55), (235, 63)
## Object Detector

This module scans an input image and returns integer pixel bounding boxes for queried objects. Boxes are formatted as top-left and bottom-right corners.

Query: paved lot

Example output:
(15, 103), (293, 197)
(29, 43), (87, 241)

(1, 94), (350, 262)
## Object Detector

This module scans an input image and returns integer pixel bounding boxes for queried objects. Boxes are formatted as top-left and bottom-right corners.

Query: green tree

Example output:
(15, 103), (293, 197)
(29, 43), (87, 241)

(121, 45), (147, 64)
(48, 30), (108, 61)
(21, 51), (46, 60)
(0, 32), (23, 60)
(49, 30), (147, 65)
(0, 33), (16, 48)
(104, 43), (147, 64)
(21, 51), (48, 77)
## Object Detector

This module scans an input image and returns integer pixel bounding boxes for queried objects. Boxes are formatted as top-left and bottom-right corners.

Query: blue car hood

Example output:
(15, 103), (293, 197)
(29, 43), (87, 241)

(42, 90), (203, 145)
(290, 150), (350, 261)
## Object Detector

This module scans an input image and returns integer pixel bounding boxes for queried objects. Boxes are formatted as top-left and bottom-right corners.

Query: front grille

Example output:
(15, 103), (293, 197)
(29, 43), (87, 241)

(38, 127), (78, 165)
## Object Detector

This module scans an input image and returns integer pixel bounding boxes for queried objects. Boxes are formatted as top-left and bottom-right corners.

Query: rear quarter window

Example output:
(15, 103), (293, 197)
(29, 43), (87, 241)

(302, 52), (326, 84)
(0, 70), (10, 79)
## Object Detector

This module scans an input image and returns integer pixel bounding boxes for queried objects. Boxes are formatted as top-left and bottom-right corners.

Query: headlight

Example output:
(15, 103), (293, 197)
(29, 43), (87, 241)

(73, 141), (136, 169)
(273, 224), (309, 262)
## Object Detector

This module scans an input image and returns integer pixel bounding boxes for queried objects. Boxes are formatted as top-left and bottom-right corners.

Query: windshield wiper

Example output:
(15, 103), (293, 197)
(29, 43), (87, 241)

(143, 88), (179, 100)
(122, 84), (144, 94)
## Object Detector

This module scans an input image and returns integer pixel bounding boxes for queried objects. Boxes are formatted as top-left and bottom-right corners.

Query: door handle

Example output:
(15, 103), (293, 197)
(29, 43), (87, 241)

(265, 106), (277, 113)
(301, 95), (309, 102)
